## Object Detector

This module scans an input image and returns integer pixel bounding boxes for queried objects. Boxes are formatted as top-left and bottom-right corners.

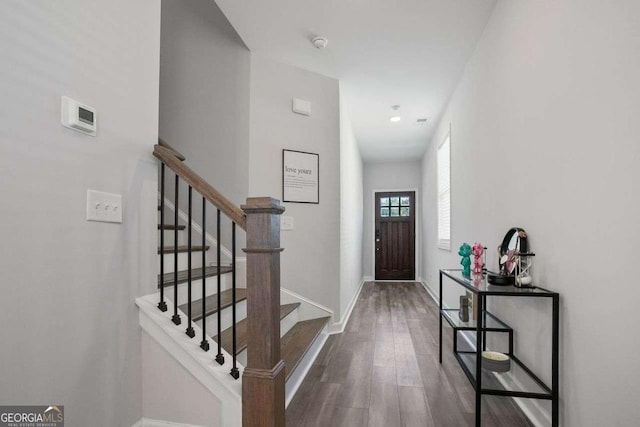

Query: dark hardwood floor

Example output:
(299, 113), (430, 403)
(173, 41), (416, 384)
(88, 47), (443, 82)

(286, 282), (533, 427)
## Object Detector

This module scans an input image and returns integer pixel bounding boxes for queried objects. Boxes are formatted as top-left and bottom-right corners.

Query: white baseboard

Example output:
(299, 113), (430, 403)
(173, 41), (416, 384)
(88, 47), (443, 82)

(133, 418), (206, 427)
(362, 276), (373, 281)
(281, 287), (334, 316)
(418, 279), (440, 306)
(328, 279), (365, 334)
(419, 279), (550, 427)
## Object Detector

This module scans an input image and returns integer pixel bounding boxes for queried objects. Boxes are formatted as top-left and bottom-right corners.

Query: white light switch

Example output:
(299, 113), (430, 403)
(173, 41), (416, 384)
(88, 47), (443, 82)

(87, 190), (122, 223)
(281, 216), (294, 231)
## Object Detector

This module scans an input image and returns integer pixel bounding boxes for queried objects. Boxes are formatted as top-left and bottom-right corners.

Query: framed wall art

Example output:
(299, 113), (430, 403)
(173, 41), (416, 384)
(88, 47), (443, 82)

(282, 149), (319, 204)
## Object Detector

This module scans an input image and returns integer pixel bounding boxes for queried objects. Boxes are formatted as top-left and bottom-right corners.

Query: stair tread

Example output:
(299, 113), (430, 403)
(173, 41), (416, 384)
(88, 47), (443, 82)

(216, 303), (301, 355)
(158, 224), (186, 230)
(281, 317), (330, 381)
(158, 245), (210, 254)
(157, 265), (233, 288)
(180, 288), (247, 322)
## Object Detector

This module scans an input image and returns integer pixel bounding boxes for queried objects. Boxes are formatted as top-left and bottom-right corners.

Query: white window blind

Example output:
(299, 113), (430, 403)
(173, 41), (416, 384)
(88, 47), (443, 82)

(437, 133), (451, 250)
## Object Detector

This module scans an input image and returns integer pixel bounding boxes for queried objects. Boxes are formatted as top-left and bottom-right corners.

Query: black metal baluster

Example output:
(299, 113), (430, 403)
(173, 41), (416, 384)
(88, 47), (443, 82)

(200, 197), (210, 351)
(230, 222), (239, 379)
(215, 208), (224, 365)
(172, 175), (181, 325)
(186, 186), (195, 338)
(158, 164), (167, 312)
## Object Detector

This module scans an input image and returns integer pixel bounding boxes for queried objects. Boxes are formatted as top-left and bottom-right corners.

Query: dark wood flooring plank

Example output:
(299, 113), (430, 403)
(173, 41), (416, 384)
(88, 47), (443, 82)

(372, 365), (397, 385)
(300, 382), (341, 427)
(313, 333), (340, 367)
(394, 331), (424, 387)
(286, 365), (326, 426)
(338, 376), (371, 409)
(368, 383), (401, 427)
(286, 282), (533, 427)
(398, 386), (434, 427)
(330, 406), (368, 427)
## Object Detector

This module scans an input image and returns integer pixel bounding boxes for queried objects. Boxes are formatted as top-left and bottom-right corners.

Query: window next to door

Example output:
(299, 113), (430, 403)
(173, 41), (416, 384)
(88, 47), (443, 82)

(437, 131), (451, 250)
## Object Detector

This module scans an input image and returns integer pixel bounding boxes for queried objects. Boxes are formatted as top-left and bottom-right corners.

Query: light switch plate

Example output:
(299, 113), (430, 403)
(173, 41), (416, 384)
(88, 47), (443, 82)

(87, 189), (122, 223)
(281, 216), (294, 231)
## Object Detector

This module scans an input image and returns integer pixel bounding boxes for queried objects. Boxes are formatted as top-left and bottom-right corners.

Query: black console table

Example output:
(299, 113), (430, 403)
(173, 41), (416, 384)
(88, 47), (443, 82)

(439, 269), (559, 427)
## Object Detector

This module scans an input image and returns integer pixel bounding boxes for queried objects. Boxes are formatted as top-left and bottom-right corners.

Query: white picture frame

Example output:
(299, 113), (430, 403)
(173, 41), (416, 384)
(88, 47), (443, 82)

(282, 149), (319, 204)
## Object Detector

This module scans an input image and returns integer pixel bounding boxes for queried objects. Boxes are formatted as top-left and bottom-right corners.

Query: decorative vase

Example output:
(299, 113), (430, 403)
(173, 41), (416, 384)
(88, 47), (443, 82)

(515, 252), (535, 287)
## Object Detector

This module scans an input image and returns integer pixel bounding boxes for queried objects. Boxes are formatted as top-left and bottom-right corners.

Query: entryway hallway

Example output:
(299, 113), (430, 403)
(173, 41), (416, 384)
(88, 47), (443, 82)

(286, 282), (532, 426)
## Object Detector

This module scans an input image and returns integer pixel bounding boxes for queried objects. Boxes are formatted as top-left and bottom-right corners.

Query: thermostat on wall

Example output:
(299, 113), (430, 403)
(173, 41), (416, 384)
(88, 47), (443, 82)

(61, 96), (97, 136)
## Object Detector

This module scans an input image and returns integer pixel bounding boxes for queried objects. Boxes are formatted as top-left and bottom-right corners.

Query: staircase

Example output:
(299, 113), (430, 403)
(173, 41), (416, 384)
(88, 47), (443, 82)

(137, 140), (330, 427)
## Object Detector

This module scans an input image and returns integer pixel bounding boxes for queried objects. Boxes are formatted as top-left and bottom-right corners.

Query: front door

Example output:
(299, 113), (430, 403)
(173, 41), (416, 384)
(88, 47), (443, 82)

(375, 191), (415, 280)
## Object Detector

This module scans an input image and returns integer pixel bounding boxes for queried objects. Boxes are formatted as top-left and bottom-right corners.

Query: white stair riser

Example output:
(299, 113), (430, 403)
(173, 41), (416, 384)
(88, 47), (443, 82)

(161, 252), (222, 273)
(159, 229), (186, 245)
(280, 308), (299, 338)
(161, 274), (233, 306)
(199, 300), (248, 337)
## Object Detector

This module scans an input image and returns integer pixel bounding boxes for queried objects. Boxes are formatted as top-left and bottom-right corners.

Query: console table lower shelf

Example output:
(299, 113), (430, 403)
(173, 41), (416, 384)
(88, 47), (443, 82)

(439, 269), (559, 427)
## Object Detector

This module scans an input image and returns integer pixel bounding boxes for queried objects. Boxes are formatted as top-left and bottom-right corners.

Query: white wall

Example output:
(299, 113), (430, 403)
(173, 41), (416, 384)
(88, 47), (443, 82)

(362, 161), (422, 279)
(339, 87), (364, 321)
(159, 0), (251, 255)
(159, 0), (250, 209)
(421, 1), (640, 425)
(142, 332), (222, 427)
(0, 1), (160, 426)
(249, 56), (341, 317)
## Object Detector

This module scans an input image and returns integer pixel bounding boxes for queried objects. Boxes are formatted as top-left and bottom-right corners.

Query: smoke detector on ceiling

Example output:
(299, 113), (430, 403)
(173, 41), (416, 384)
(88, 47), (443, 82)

(311, 36), (328, 49)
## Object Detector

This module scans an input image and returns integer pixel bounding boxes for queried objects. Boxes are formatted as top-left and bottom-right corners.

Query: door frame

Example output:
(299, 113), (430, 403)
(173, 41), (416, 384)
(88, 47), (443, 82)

(371, 188), (421, 282)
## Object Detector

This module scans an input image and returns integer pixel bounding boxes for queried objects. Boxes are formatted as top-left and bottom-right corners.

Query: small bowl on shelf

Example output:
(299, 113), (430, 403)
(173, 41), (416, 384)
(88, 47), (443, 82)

(482, 351), (511, 372)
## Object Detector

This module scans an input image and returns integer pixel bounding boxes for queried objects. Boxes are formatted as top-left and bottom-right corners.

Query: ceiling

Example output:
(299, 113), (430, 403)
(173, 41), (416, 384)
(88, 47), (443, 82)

(214, 0), (496, 162)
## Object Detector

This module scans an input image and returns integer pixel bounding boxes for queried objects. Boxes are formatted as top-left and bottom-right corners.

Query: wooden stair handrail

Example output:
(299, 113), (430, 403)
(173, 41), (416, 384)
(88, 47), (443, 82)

(158, 137), (186, 161)
(153, 145), (246, 230)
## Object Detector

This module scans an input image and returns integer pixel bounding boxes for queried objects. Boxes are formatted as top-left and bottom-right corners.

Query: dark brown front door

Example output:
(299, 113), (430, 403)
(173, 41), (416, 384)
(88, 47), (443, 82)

(375, 191), (415, 280)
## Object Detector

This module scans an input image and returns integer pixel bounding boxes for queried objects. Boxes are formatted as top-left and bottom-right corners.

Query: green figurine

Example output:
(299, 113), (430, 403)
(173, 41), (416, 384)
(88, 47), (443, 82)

(458, 243), (472, 277)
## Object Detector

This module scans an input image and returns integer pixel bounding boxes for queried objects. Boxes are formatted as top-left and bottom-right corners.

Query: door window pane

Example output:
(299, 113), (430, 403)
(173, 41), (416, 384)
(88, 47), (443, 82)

(401, 207), (410, 216)
(381, 207), (389, 217)
(380, 197), (389, 207)
(401, 197), (410, 206)
(390, 207), (400, 217)
(390, 197), (400, 206)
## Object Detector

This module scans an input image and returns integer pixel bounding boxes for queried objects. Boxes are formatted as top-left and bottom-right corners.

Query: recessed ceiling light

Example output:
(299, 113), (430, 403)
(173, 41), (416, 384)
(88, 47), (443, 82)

(390, 105), (401, 123)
